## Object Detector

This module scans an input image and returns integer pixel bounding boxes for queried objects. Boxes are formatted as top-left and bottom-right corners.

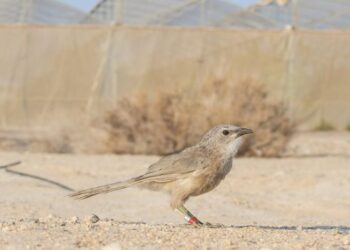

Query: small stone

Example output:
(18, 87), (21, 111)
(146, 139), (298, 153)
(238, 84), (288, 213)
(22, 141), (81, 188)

(337, 229), (348, 235)
(343, 236), (350, 245)
(2, 226), (11, 232)
(47, 214), (54, 219)
(69, 216), (80, 224)
(296, 225), (303, 231)
(60, 222), (66, 227)
(85, 214), (100, 224)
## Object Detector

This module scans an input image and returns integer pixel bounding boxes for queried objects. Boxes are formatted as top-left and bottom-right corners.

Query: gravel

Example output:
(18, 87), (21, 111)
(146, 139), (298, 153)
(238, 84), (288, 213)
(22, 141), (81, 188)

(1, 217), (349, 250)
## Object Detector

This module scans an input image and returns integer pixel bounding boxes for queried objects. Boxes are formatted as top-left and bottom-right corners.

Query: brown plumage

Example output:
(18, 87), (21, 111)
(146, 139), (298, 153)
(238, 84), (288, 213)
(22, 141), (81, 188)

(70, 124), (253, 226)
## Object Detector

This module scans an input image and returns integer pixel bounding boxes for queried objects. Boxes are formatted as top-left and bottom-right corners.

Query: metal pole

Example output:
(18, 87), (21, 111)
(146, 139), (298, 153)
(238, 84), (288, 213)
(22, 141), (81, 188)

(200, 0), (206, 25)
(19, 0), (32, 23)
(285, 23), (296, 122)
(292, 0), (299, 29)
(111, 0), (123, 105)
(115, 0), (124, 25)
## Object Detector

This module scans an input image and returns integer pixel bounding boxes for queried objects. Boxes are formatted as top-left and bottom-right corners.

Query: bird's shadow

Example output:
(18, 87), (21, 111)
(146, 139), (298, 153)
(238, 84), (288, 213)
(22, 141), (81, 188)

(207, 224), (350, 233)
(111, 221), (350, 233)
(231, 225), (349, 231)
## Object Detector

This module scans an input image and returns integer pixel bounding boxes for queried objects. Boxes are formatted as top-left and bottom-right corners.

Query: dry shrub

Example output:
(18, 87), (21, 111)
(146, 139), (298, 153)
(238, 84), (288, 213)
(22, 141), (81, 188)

(104, 91), (201, 155)
(104, 80), (293, 157)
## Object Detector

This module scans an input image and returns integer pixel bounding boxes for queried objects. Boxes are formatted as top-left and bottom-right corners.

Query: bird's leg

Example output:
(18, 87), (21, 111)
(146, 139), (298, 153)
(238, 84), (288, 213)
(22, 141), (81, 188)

(177, 205), (203, 226)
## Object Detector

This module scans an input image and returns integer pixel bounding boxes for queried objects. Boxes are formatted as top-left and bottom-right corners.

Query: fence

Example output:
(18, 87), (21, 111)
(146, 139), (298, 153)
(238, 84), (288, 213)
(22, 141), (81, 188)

(0, 25), (349, 133)
(2, 0), (350, 30)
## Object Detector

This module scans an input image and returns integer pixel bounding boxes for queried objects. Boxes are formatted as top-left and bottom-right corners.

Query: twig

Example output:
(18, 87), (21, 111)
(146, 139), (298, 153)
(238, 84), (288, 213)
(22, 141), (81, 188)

(0, 161), (21, 169)
(1, 161), (75, 192)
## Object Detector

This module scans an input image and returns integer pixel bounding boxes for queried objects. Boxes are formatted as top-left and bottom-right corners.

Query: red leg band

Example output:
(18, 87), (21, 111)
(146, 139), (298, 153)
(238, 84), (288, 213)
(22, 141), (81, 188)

(188, 216), (198, 225)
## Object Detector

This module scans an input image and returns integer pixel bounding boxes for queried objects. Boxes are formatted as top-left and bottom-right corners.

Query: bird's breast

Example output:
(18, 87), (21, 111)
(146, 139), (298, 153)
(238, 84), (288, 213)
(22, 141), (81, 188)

(220, 157), (233, 177)
(189, 157), (233, 196)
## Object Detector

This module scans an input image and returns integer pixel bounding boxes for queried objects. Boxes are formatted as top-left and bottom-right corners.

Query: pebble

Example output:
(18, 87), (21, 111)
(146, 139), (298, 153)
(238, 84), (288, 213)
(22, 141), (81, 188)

(47, 214), (54, 220)
(343, 236), (350, 245)
(102, 242), (122, 250)
(85, 214), (100, 224)
(2, 226), (11, 232)
(69, 216), (80, 224)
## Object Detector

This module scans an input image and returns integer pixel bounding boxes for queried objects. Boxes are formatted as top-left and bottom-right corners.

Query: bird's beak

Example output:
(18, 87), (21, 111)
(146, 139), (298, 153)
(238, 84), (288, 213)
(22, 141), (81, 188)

(236, 128), (253, 137)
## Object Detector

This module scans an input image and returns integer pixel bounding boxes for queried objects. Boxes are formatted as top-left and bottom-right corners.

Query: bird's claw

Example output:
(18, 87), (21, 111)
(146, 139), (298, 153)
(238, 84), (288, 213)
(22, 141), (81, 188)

(204, 222), (225, 228)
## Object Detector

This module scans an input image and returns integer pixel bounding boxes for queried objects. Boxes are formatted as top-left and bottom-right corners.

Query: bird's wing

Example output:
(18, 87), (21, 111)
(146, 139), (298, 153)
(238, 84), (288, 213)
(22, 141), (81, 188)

(140, 147), (209, 181)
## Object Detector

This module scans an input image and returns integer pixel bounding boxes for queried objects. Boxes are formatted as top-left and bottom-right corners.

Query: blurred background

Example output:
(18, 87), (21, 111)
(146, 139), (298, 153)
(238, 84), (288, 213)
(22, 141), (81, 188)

(0, 0), (349, 156)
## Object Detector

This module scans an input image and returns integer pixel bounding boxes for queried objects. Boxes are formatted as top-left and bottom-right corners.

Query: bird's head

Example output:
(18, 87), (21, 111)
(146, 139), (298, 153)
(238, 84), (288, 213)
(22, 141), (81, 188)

(199, 124), (253, 156)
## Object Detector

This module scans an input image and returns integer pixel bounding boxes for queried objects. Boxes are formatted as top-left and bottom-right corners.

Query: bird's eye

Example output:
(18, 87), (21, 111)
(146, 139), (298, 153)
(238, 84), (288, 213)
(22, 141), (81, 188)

(222, 130), (229, 136)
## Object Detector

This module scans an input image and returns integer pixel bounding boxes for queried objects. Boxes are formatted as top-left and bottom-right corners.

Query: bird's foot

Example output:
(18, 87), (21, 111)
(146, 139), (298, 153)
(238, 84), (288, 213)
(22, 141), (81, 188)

(203, 222), (225, 228)
(186, 217), (204, 227)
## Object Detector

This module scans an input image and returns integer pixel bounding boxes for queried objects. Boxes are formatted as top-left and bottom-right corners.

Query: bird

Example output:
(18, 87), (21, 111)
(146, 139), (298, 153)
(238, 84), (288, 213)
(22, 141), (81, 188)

(70, 124), (253, 226)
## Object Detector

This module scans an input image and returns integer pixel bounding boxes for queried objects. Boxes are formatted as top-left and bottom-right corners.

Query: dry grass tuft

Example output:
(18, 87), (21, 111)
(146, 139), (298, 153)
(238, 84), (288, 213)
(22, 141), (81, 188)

(314, 120), (334, 131)
(104, 80), (294, 157)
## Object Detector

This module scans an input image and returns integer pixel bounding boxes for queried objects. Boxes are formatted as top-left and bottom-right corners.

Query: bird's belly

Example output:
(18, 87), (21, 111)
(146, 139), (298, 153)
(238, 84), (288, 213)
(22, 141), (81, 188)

(189, 173), (222, 196)
(150, 159), (234, 197)
(191, 161), (233, 196)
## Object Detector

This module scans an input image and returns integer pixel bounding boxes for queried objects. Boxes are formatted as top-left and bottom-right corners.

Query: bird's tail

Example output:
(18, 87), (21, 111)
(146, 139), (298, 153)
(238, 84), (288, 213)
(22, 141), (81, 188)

(69, 177), (143, 200)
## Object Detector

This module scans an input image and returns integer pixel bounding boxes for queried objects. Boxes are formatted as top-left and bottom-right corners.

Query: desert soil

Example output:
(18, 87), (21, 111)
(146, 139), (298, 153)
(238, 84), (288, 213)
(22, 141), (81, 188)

(0, 149), (350, 249)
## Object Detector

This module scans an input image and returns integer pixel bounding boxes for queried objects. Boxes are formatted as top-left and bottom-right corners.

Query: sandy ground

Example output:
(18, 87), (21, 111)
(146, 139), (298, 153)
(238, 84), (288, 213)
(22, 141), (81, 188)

(0, 150), (350, 249)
